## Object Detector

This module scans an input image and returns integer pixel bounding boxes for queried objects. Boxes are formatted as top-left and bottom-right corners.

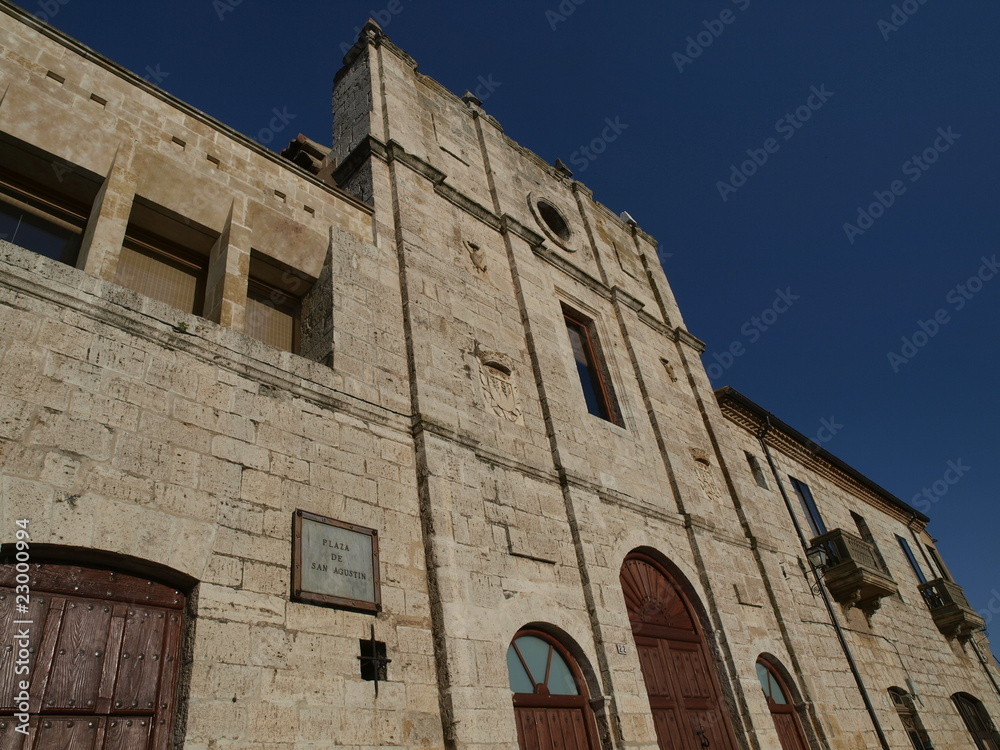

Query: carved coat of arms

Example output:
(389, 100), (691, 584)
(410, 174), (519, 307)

(479, 357), (523, 424)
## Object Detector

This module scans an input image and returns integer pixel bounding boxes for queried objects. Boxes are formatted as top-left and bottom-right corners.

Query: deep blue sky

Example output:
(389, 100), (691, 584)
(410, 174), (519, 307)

(18, 1), (999, 646)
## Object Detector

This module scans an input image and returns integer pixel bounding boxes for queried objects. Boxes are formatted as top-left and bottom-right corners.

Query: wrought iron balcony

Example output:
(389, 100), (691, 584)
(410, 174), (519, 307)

(918, 578), (985, 641)
(809, 528), (898, 616)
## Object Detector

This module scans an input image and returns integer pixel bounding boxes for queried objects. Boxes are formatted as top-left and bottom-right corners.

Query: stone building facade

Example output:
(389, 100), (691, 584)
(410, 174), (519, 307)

(0, 3), (997, 749)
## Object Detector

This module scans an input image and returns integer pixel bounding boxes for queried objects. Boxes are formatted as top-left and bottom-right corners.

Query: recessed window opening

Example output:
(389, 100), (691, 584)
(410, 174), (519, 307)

(789, 477), (827, 539)
(246, 251), (313, 354)
(0, 136), (99, 266)
(538, 200), (571, 241)
(953, 693), (999, 750)
(745, 452), (769, 489)
(890, 688), (932, 750)
(563, 306), (618, 424)
(116, 198), (216, 315)
(851, 512), (888, 572)
(896, 535), (927, 584)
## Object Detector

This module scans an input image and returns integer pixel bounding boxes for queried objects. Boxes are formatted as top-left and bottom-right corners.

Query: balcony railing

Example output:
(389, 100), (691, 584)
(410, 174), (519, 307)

(810, 528), (898, 617)
(918, 578), (985, 640)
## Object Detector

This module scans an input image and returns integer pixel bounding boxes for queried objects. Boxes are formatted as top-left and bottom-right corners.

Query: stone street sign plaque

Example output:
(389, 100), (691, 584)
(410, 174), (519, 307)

(292, 510), (380, 613)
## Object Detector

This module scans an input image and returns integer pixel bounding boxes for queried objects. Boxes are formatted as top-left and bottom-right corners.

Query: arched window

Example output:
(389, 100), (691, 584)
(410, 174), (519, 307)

(953, 693), (1000, 750)
(506, 629), (599, 750)
(755, 658), (809, 750)
(889, 687), (932, 750)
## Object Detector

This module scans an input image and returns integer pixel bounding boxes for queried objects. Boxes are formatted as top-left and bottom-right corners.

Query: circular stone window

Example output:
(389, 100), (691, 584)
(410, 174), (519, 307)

(537, 200), (571, 242)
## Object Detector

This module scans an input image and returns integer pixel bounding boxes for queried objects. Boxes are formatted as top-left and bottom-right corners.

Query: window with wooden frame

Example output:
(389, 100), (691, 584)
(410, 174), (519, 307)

(789, 477), (827, 539)
(245, 251), (313, 354)
(851, 512), (888, 572)
(506, 629), (600, 750)
(116, 199), (215, 315)
(563, 306), (619, 424)
(896, 535), (927, 584)
(0, 135), (99, 266)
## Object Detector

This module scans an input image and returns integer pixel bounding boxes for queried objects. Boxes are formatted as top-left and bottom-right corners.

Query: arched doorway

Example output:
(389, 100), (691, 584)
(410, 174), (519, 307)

(756, 659), (808, 750)
(506, 629), (600, 750)
(620, 553), (739, 750)
(953, 693), (1000, 750)
(889, 687), (931, 750)
(0, 561), (187, 749)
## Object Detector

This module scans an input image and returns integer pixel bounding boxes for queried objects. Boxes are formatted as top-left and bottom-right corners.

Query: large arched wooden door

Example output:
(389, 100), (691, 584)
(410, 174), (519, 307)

(506, 629), (600, 750)
(621, 554), (738, 750)
(755, 659), (808, 750)
(0, 562), (186, 749)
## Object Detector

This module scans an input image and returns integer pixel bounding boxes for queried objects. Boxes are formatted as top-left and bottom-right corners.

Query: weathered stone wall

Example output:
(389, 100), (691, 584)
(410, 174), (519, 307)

(0, 4), (997, 749)
(330, 20), (1000, 750)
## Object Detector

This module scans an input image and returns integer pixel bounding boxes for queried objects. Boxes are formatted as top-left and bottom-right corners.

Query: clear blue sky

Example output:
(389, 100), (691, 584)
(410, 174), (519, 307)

(18, 1), (999, 646)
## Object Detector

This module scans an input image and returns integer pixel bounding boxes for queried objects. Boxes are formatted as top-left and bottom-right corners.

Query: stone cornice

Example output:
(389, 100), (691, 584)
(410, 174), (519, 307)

(0, 1), (373, 218)
(716, 388), (928, 529)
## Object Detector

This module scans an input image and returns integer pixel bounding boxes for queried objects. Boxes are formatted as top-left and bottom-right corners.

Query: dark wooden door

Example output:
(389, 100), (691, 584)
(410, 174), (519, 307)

(955, 694), (1000, 750)
(515, 705), (592, 750)
(0, 564), (185, 750)
(621, 556), (739, 750)
(508, 631), (600, 750)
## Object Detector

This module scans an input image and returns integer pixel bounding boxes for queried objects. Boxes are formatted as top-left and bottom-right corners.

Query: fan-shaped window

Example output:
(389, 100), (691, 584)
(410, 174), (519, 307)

(756, 661), (789, 705)
(506, 629), (598, 750)
(756, 658), (809, 750)
(507, 634), (580, 696)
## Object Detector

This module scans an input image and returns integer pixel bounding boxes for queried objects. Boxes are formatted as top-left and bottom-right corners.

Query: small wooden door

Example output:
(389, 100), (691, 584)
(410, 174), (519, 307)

(0, 563), (185, 750)
(954, 693), (1000, 750)
(507, 630), (600, 750)
(756, 660), (808, 750)
(621, 555), (739, 750)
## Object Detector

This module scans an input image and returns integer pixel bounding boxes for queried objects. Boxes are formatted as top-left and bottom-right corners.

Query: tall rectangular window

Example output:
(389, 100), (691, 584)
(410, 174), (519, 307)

(745, 452), (769, 489)
(851, 512), (888, 571)
(245, 252), (312, 354)
(115, 199), (216, 315)
(926, 546), (951, 582)
(790, 477), (827, 538)
(563, 307), (618, 424)
(896, 535), (927, 584)
(116, 234), (206, 315)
